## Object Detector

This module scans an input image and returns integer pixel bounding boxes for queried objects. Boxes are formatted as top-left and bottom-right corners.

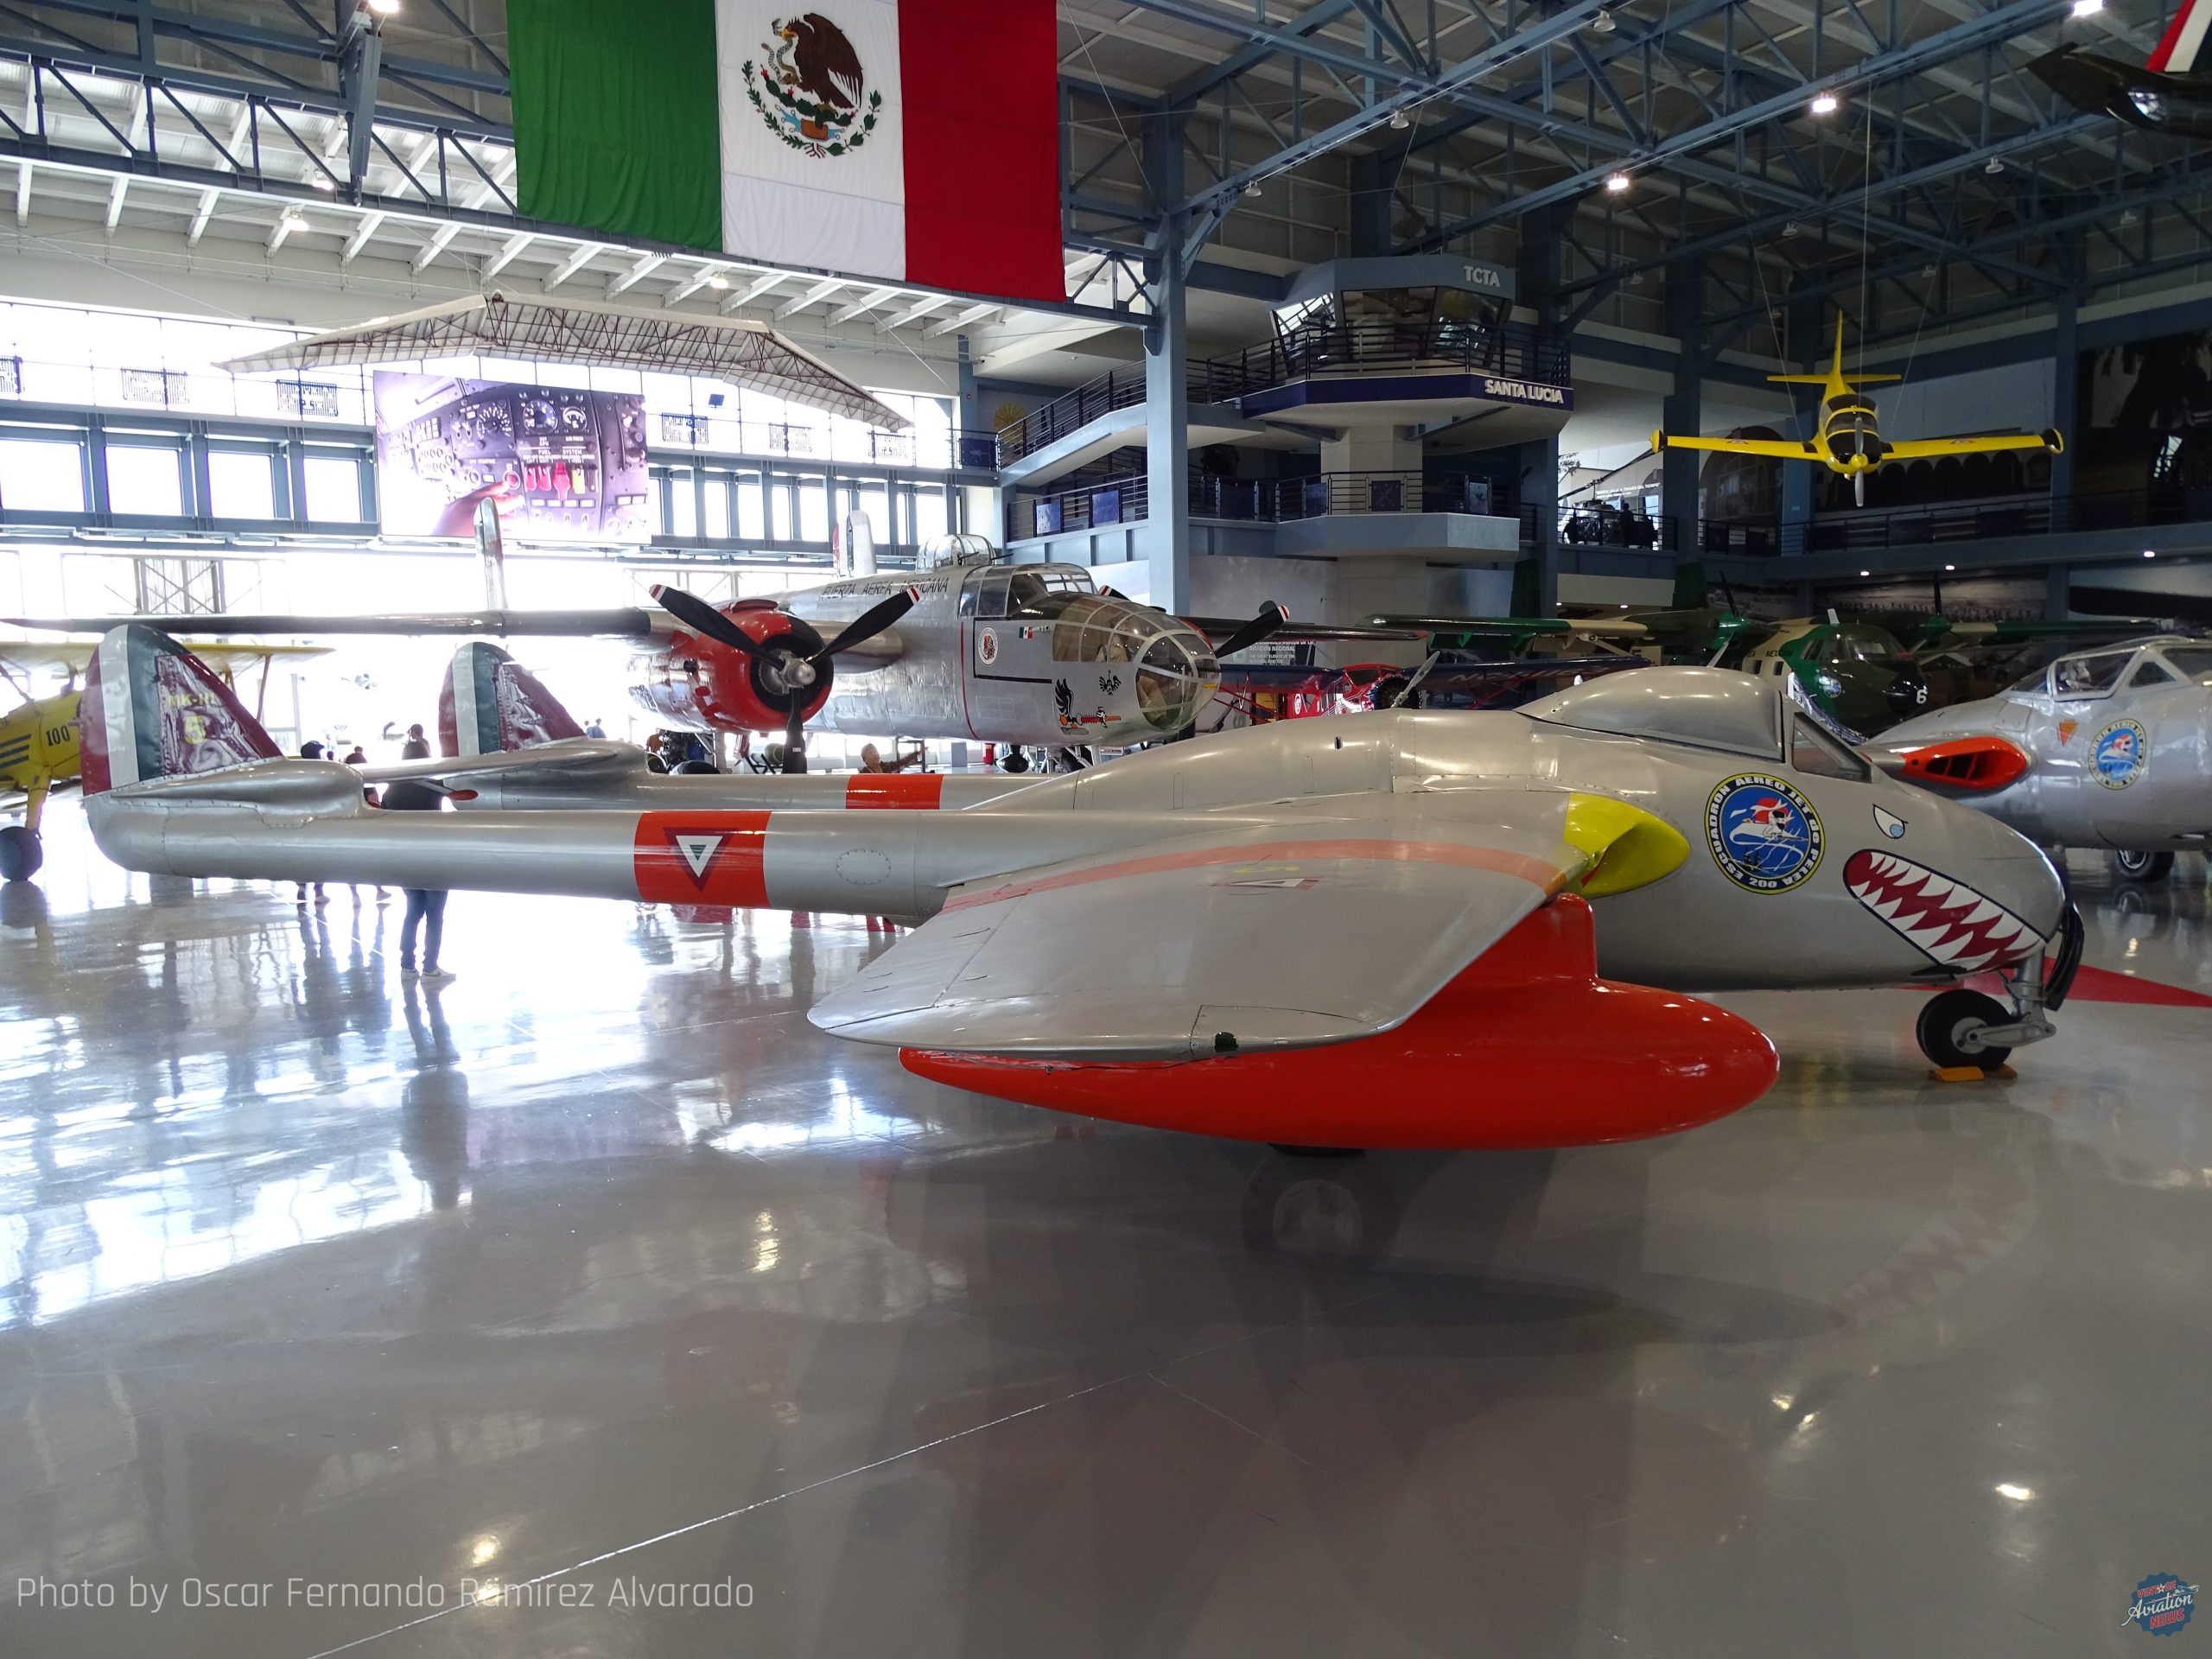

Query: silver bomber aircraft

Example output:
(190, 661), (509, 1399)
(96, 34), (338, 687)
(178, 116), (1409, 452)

(14, 560), (1403, 773)
(1871, 634), (2212, 881)
(85, 630), (2075, 1145)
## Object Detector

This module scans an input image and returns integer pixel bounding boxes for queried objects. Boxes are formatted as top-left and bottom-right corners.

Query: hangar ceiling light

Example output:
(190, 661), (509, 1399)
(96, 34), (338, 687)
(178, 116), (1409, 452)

(216, 290), (912, 429)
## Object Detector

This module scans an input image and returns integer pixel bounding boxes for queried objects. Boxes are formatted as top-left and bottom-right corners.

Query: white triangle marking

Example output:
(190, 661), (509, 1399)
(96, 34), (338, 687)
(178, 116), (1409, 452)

(674, 834), (723, 880)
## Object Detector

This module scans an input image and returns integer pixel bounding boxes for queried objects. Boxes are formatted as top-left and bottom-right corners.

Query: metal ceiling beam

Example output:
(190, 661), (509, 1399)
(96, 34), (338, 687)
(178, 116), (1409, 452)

(1170, 0), (1611, 217)
(1414, 0), (2075, 245)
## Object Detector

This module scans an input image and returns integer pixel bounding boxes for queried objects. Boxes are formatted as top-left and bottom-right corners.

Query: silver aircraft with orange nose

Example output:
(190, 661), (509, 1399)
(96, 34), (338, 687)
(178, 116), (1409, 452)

(82, 626), (2073, 1147)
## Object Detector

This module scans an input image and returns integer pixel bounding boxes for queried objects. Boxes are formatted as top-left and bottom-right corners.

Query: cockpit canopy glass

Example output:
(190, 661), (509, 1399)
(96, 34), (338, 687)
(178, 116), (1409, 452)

(2158, 645), (2212, 682)
(1521, 667), (1783, 760)
(970, 566), (1093, 620)
(2051, 650), (2132, 697)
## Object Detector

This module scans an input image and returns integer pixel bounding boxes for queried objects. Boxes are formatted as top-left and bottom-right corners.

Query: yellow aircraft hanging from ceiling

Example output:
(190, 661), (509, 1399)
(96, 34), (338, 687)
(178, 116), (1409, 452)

(1653, 312), (2064, 505)
(2, 637), (327, 881)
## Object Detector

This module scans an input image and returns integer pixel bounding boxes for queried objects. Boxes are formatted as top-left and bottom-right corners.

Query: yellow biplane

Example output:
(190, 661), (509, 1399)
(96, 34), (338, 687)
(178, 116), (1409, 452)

(1655, 312), (2063, 505)
(2, 636), (325, 880)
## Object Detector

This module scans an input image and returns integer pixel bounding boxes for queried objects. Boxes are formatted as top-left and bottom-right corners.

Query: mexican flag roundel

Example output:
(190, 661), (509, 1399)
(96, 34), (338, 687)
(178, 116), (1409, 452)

(510, 0), (1064, 304)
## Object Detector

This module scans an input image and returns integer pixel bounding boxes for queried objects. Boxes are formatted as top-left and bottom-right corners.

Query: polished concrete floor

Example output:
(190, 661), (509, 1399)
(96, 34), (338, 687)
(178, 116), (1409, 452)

(2, 799), (2209, 1657)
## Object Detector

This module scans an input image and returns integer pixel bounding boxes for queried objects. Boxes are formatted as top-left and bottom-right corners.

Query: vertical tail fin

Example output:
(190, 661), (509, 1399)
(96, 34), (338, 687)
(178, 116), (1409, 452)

(80, 625), (283, 794)
(438, 642), (585, 758)
(2149, 0), (2211, 72)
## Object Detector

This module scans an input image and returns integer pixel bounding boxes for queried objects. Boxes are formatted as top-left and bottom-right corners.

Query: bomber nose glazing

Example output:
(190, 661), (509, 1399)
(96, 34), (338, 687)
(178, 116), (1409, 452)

(1043, 594), (1221, 736)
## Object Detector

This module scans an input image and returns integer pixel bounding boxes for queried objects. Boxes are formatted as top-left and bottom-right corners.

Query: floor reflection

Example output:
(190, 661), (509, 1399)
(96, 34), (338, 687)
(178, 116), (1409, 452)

(0, 807), (2208, 1656)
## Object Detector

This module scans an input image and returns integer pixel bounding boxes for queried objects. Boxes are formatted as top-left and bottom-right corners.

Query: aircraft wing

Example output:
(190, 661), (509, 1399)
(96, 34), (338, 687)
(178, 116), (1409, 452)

(6, 609), (664, 639)
(810, 793), (1680, 1059)
(1652, 431), (1819, 460)
(1181, 614), (1427, 645)
(1882, 430), (2063, 461)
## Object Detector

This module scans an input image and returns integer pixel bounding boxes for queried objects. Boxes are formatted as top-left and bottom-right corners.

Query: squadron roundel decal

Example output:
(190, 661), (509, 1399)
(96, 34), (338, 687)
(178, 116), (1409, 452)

(2092, 719), (2148, 789)
(977, 626), (998, 666)
(1706, 773), (1825, 893)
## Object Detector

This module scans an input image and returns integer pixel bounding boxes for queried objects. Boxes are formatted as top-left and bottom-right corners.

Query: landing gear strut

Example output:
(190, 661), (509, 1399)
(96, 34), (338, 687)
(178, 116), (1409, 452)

(1915, 905), (2083, 1070)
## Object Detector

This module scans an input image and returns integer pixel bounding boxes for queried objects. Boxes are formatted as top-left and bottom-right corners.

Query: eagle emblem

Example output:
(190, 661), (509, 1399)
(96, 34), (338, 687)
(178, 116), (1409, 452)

(744, 14), (882, 158)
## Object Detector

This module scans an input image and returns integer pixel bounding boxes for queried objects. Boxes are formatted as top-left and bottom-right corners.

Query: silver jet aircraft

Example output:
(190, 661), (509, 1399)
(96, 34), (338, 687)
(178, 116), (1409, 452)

(85, 630), (2077, 1128)
(1871, 633), (2212, 881)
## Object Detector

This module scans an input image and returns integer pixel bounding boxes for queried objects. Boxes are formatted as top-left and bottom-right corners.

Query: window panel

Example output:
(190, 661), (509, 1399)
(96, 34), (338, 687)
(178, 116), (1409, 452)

(797, 477), (829, 542)
(106, 444), (186, 516)
(703, 475), (731, 539)
(769, 480), (793, 542)
(666, 470), (697, 537)
(735, 476), (766, 541)
(0, 438), (86, 512)
(913, 486), (947, 546)
(207, 449), (276, 519)
(301, 454), (364, 523)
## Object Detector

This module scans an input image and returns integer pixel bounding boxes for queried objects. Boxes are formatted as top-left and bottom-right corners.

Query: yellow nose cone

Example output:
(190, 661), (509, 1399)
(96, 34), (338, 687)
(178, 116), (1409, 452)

(1563, 794), (1691, 897)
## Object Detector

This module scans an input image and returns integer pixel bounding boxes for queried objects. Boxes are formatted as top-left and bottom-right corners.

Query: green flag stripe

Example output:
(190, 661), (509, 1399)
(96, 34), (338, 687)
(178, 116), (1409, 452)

(509, 0), (723, 254)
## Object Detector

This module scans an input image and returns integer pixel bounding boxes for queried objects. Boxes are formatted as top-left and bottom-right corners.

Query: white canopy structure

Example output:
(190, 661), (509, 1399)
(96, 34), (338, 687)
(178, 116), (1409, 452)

(217, 290), (912, 430)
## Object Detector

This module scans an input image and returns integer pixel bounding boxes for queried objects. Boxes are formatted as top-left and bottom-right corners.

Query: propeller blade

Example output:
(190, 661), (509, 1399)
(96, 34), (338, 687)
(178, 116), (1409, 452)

(813, 588), (917, 661)
(780, 697), (808, 773)
(652, 586), (772, 662)
(1211, 601), (1290, 662)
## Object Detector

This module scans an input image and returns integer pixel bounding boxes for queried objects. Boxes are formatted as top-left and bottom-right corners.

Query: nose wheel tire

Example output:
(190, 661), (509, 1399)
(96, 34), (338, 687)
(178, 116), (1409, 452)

(1916, 988), (2014, 1071)
(0, 825), (41, 882)
(2113, 849), (2173, 882)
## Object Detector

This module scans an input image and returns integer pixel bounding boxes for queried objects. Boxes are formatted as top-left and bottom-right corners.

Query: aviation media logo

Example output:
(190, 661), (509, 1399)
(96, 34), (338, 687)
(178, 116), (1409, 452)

(2124, 1573), (2196, 1636)
(1706, 774), (1824, 893)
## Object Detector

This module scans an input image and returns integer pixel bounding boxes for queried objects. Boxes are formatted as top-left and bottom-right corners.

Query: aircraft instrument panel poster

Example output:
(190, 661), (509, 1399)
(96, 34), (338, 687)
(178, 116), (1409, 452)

(372, 373), (652, 542)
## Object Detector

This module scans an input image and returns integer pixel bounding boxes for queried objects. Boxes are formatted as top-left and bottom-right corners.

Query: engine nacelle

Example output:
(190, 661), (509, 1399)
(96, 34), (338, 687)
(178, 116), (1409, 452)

(626, 603), (834, 734)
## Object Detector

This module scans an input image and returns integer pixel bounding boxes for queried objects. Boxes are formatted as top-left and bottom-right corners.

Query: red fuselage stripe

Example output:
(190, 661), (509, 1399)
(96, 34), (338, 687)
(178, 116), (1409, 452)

(845, 773), (945, 810)
(943, 838), (1566, 913)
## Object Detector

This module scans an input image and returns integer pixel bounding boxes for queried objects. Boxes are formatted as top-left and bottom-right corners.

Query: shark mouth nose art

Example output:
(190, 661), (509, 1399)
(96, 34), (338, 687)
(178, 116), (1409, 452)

(1844, 849), (2044, 973)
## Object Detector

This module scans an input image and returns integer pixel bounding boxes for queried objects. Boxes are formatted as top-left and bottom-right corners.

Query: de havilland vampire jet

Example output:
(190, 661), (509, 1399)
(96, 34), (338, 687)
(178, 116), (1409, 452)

(1867, 634), (2212, 883)
(1654, 312), (2064, 505)
(86, 629), (2079, 1139)
(14, 559), (1406, 775)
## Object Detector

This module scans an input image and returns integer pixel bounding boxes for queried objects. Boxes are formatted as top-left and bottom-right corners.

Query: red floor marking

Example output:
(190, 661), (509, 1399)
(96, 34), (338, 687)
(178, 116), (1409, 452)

(1962, 963), (2212, 1008)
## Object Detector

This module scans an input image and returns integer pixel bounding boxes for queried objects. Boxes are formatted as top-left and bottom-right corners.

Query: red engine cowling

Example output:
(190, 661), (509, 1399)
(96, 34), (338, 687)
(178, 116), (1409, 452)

(627, 602), (835, 734)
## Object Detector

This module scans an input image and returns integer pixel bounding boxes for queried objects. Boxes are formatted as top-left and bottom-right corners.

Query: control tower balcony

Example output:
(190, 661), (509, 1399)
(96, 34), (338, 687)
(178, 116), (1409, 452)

(995, 256), (1573, 489)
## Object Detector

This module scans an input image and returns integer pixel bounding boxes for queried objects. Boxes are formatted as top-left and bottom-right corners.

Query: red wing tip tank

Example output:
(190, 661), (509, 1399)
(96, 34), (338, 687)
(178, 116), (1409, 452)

(900, 895), (1781, 1148)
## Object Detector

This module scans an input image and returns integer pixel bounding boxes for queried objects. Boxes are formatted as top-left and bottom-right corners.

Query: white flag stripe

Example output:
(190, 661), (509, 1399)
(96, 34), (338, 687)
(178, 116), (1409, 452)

(715, 0), (906, 278)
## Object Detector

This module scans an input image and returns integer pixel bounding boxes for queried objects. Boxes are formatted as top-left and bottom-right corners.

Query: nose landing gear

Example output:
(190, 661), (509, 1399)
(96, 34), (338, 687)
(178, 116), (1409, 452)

(1915, 905), (2084, 1070)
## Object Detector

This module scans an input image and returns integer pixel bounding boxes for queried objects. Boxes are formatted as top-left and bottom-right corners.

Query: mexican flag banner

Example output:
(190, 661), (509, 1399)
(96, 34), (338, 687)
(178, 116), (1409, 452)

(509, 1), (1064, 304)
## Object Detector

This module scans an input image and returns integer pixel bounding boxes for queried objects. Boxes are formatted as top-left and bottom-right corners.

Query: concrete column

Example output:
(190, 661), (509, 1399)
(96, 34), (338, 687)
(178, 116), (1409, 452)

(1779, 461), (1812, 559)
(2050, 292), (2078, 533)
(1522, 431), (1560, 614)
(1143, 228), (1192, 613)
(1662, 257), (1703, 560)
(2045, 562), (2072, 620)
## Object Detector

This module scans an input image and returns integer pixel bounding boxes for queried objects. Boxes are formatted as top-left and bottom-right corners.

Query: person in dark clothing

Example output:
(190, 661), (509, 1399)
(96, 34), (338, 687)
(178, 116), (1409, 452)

(382, 777), (453, 982)
(400, 723), (431, 760)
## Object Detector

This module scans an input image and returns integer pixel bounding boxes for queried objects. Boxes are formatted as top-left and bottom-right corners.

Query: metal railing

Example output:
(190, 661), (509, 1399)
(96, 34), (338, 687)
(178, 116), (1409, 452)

(1194, 315), (1571, 404)
(1698, 485), (2212, 559)
(995, 315), (1572, 467)
(1006, 469), (1513, 541)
